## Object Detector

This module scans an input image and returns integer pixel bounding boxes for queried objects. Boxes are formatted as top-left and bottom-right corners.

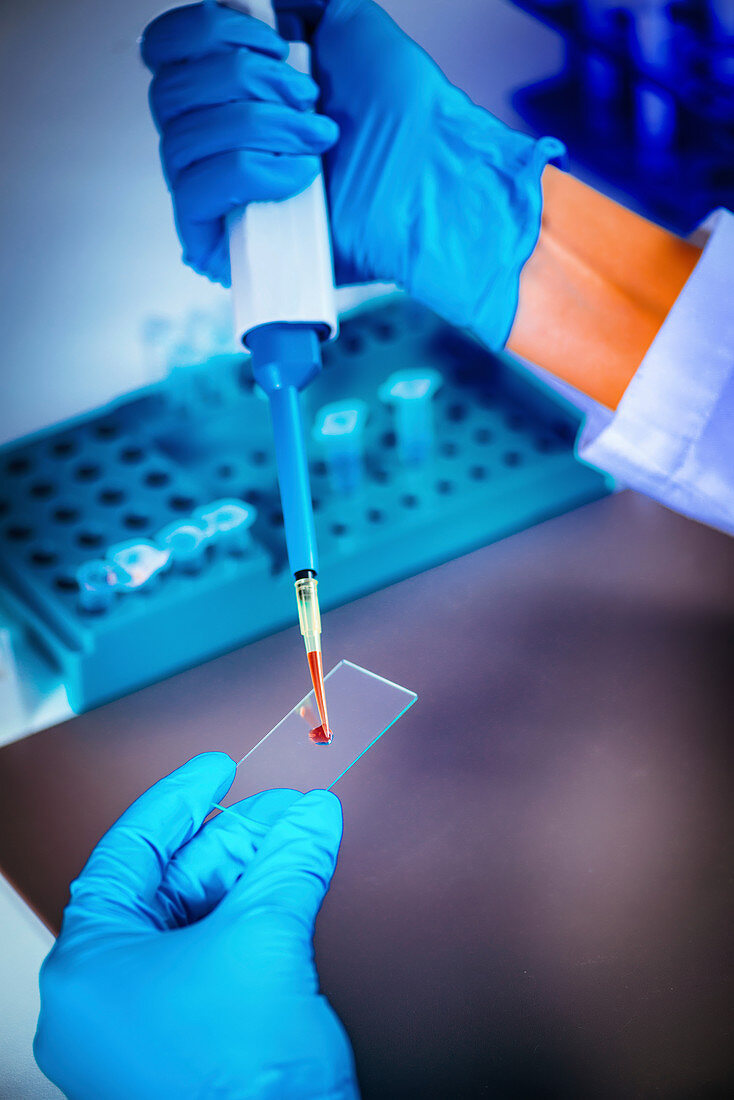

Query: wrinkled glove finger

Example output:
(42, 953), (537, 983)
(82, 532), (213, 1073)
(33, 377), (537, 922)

(141, 2), (288, 71)
(174, 147), (322, 225)
(161, 100), (338, 185)
(156, 788), (302, 926)
(210, 789), (343, 948)
(170, 207), (230, 283)
(150, 50), (319, 127)
(63, 753), (236, 932)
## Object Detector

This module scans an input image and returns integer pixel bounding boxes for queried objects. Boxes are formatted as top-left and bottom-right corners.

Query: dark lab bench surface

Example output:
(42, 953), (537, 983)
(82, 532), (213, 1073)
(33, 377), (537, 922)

(1, 492), (732, 1098)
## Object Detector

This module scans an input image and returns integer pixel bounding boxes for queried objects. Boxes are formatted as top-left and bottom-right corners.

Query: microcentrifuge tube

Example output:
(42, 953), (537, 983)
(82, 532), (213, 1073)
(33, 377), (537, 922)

(193, 499), (256, 555)
(582, 49), (620, 126)
(631, 2), (676, 153)
(312, 400), (369, 496)
(76, 559), (124, 612)
(140, 316), (175, 384)
(166, 338), (204, 412)
(107, 540), (171, 590)
(185, 309), (221, 361)
(378, 369), (442, 466)
(580, 1), (613, 36)
(157, 521), (209, 574)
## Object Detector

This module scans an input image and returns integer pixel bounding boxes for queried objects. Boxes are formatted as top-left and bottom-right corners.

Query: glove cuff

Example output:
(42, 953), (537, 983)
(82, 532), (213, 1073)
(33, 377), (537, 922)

(404, 92), (564, 351)
(472, 131), (566, 351)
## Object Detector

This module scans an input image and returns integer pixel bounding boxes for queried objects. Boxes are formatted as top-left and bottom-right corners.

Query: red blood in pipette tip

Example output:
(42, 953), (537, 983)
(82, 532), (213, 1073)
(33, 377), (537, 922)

(306, 649), (332, 745)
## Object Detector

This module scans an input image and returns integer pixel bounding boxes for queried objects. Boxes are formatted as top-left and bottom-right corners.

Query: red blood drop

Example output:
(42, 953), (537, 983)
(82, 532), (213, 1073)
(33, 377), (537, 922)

(309, 724), (332, 745)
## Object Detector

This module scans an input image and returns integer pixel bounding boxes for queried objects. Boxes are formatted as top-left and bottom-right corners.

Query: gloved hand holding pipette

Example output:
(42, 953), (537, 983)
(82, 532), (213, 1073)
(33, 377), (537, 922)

(142, 0), (561, 351)
(34, 753), (359, 1100)
(142, 0), (734, 534)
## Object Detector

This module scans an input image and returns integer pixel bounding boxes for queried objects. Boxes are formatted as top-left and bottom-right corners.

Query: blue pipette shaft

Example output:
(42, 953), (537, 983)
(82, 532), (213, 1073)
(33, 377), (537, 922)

(248, 323), (321, 576)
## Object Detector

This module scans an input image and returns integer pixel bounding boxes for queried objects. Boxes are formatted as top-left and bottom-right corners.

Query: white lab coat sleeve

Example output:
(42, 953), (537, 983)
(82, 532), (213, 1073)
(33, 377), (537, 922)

(576, 207), (734, 535)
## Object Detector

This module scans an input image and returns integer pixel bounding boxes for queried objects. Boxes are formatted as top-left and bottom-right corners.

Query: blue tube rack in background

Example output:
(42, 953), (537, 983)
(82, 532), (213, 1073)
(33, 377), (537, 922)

(0, 296), (610, 712)
(509, 1), (734, 231)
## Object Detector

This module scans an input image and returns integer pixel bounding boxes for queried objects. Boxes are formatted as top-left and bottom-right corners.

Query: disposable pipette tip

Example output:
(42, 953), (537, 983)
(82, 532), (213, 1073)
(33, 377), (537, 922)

(307, 648), (332, 744)
(295, 573), (332, 744)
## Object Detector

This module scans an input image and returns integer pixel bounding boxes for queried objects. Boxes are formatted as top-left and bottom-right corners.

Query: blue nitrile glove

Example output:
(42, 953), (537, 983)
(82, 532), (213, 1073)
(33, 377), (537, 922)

(34, 753), (358, 1100)
(141, 1), (564, 349)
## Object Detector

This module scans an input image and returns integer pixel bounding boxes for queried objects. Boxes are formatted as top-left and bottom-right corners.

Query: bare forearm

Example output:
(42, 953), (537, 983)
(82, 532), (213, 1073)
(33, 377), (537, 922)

(508, 166), (701, 410)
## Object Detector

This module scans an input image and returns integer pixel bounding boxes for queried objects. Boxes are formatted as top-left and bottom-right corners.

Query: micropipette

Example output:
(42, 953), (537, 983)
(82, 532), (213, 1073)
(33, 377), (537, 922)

(216, 0), (336, 742)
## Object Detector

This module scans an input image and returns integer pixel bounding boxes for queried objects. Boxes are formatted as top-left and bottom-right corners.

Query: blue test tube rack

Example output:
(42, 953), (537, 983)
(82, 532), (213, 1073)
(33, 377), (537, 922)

(0, 296), (610, 712)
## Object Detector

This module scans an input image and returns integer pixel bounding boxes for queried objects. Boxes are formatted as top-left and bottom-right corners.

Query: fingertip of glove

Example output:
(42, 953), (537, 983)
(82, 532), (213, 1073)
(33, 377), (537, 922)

(229, 787), (302, 826)
(296, 789), (344, 835)
(139, 6), (181, 70)
(181, 751), (237, 792)
(313, 113), (341, 148)
(141, 3), (290, 71)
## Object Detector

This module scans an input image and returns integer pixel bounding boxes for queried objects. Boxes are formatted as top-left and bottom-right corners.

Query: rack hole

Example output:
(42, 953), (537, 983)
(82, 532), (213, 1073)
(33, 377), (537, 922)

(505, 412), (525, 430)
(469, 465), (488, 481)
(124, 513), (150, 531)
(312, 460), (328, 477)
(30, 482), (55, 499)
(440, 442), (458, 457)
(250, 450), (267, 467)
(6, 456), (31, 476)
(552, 420), (575, 443)
(242, 488), (261, 505)
(55, 575), (79, 593)
(534, 436), (554, 453)
(99, 488), (125, 506)
(311, 497), (321, 513)
(474, 427), (493, 444)
(372, 468), (389, 484)
(217, 464), (234, 479)
(436, 479), (454, 495)
(6, 524), (32, 541)
(145, 470), (170, 488)
(270, 510), (284, 527)
(331, 522), (348, 536)
(455, 366), (478, 385)
(120, 446), (144, 465)
(51, 439), (76, 458)
(94, 422), (120, 440)
(77, 531), (104, 549)
(503, 451), (523, 467)
(30, 549), (57, 567)
(74, 463), (101, 482)
(342, 333), (364, 355)
(53, 507), (79, 524)
(367, 508), (383, 524)
(401, 494), (418, 509)
(381, 430), (396, 448)
(447, 403), (467, 423)
(373, 321), (396, 341)
(0, 500), (8, 517)
(169, 495), (195, 513)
